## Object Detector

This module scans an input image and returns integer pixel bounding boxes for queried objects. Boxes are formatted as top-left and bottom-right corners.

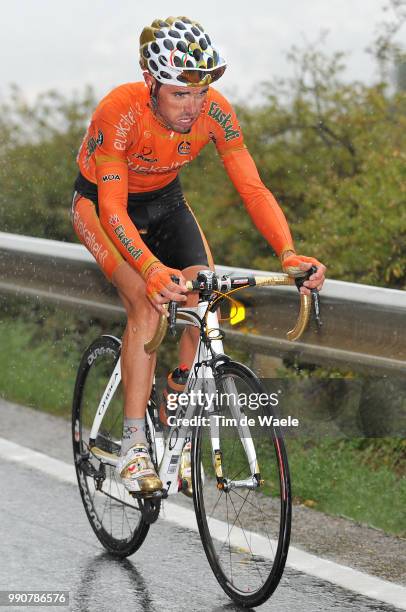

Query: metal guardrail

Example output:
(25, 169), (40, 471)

(0, 231), (405, 375)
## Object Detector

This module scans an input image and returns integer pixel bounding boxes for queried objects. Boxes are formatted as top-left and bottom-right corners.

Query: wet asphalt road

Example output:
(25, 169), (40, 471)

(0, 458), (403, 612)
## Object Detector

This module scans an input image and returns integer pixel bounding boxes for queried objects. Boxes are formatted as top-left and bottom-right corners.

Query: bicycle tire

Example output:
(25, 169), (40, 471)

(72, 335), (150, 557)
(192, 360), (291, 607)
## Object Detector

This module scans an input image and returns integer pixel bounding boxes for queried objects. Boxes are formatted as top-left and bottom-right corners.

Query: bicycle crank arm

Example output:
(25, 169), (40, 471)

(90, 446), (119, 467)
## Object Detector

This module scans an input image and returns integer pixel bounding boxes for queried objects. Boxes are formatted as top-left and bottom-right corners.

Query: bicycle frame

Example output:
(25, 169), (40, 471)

(89, 299), (260, 497)
(74, 267), (316, 605)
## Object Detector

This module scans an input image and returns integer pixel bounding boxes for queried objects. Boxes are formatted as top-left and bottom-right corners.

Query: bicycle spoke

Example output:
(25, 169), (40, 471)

(109, 470), (113, 536)
(231, 490), (279, 559)
(228, 488), (276, 523)
(206, 488), (226, 522)
(217, 488), (250, 558)
(99, 488), (141, 512)
(228, 492), (265, 583)
(99, 481), (110, 525)
(228, 484), (280, 560)
(225, 491), (233, 584)
(121, 499), (125, 540)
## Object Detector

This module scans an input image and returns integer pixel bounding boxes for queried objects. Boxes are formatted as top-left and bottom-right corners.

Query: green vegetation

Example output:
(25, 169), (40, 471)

(0, 307), (95, 416)
(287, 438), (406, 536)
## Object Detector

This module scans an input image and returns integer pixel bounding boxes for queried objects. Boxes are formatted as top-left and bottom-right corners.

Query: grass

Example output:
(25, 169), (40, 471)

(0, 309), (405, 537)
(0, 317), (81, 417)
(286, 438), (406, 536)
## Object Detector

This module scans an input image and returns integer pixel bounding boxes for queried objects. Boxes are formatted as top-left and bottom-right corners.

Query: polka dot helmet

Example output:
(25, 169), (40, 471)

(139, 16), (227, 87)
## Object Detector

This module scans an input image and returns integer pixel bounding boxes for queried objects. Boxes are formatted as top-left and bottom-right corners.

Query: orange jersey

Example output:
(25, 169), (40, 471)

(78, 83), (244, 192)
(76, 82), (294, 275)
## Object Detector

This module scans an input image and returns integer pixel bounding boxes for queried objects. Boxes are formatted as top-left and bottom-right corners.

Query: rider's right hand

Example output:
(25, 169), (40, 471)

(281, 253), (326, 295)
(144, 262), (187, 314)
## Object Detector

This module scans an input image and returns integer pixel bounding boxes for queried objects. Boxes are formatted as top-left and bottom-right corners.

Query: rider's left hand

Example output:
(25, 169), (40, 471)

(281, 253), (326, 295)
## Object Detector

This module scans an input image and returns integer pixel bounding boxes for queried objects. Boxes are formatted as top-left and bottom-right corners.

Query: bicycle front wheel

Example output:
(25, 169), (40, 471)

(192, 361), (291, 607)
(72, 335), (150, 557)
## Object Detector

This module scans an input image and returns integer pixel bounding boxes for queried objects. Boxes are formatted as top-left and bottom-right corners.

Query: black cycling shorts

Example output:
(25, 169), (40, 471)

(74, 172), (211, 270)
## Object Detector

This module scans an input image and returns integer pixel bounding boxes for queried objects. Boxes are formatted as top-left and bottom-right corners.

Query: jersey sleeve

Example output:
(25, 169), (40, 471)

(205, 90), (294, 256)
(91, 100), (159, 276)
(206, 91), (294, 256)
(222, 147), (295, 256)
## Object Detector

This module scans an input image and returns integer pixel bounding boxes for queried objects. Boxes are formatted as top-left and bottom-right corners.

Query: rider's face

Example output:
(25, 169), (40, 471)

(145, 74), (209, 133)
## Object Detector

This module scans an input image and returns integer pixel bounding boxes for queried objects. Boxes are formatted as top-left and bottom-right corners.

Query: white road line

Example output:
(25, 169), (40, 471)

(1, 437), (405, 610)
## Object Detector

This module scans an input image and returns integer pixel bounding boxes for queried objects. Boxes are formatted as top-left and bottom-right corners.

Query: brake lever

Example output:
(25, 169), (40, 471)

(169, 276), (180, 336)
(311, 288), (322, 329)
(294, 265), (322, 330)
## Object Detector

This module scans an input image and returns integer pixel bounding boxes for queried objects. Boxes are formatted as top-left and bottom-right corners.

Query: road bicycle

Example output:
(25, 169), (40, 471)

(72, 267), (320, 607)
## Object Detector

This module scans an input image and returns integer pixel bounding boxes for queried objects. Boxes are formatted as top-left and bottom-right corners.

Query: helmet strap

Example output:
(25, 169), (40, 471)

(149, 81), (173, 130)
(150, 80), (161, 112)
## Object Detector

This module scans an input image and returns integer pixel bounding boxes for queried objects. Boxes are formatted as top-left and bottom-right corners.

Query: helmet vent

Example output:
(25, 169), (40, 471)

(184, 32), (195, 44)
(163, 39), (174, 51)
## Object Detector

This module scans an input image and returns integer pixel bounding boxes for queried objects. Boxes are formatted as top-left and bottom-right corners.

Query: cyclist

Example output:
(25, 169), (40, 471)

(71, 16), (326, 495)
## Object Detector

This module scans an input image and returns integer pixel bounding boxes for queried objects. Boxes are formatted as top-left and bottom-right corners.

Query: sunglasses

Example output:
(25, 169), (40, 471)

(176, 64), (227, 85)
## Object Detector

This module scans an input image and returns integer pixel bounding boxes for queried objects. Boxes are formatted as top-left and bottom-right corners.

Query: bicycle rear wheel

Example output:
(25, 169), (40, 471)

(192, 361), (291, 607)
(72, 335), (150, 557)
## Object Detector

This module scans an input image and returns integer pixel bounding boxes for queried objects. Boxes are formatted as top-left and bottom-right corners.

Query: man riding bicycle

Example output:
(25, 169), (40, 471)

(72, 15), (326, 496)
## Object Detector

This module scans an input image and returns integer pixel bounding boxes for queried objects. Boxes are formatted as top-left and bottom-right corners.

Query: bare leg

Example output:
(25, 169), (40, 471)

(111, 262), (165, 491)
(112, 262), (159, 419)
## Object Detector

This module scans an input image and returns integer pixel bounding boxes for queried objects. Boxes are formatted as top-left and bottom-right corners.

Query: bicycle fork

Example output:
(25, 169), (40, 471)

(209, 376), (263, 492)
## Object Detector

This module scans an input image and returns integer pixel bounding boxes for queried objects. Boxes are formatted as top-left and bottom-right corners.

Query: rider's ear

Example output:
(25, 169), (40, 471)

(143, 73), (159, 109)
(143, 71), (154, 93)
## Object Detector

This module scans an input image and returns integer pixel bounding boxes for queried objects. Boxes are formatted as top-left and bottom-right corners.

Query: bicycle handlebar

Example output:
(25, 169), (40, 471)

(253, 274), (313, 341)
(144, 269), (319, 354)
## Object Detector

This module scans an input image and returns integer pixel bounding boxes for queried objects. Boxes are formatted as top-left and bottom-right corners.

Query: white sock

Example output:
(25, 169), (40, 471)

(121, 417), (147, 454)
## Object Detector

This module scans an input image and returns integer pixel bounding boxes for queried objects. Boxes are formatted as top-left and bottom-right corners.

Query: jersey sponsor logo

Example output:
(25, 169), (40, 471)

(109, 214), (120, 226)
(178, 141), (191, 155)
(207, 102), (240, 142)
(73, 210), (108, 266)
(102, 174), (121, 182)
(133, 146), (158, 163)
(128, 159), (190, 175)
(111, 222), (143, 261)
(85, 129), (104, 164)
(114, 104), (142, 151)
